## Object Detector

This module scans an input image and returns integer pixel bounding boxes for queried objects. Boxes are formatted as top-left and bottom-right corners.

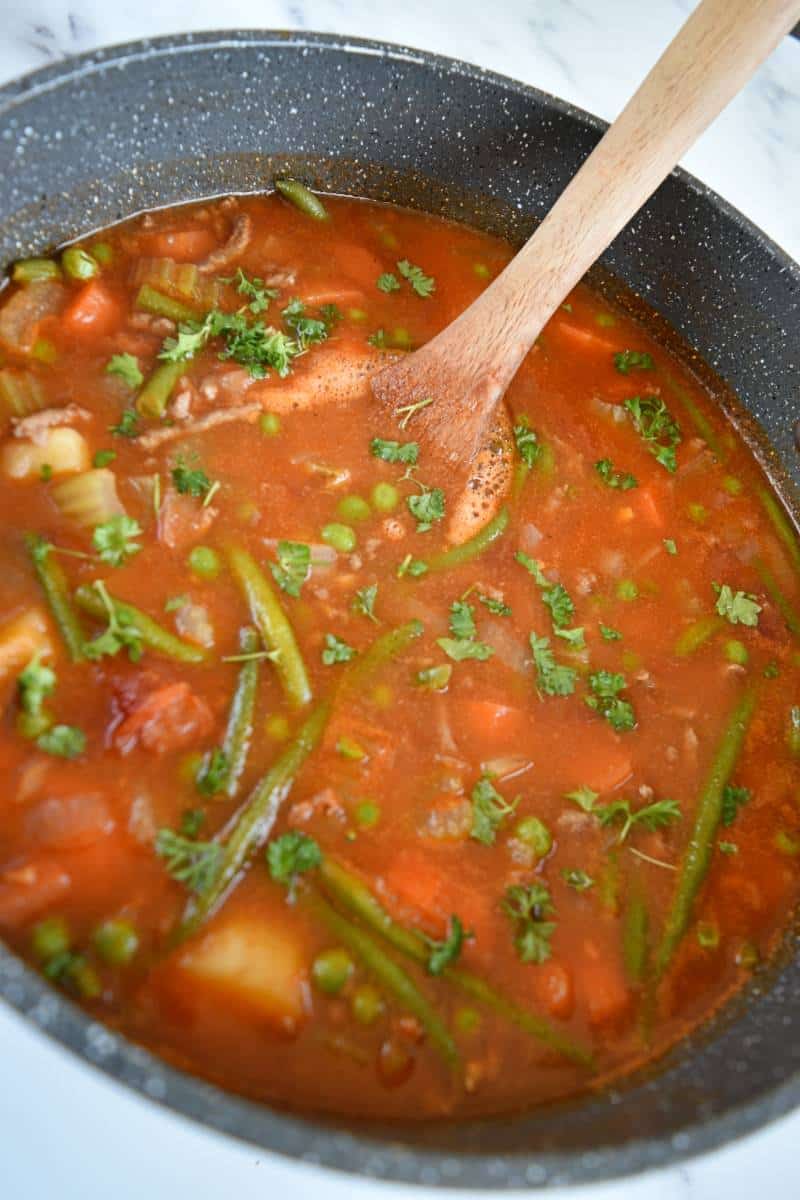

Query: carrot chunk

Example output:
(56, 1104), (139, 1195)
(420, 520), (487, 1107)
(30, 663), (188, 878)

(459, 699), (528, 749)
(62, 281), (121, 336)
(144, 230), (215, 260)
(113, 682), (213, 755)
(580, 956), (631, 1027)
(0, 859), (70, 928)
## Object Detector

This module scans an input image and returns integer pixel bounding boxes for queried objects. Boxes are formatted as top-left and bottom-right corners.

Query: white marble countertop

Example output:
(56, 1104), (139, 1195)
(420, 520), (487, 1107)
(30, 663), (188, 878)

(1, 2), (799, 1198)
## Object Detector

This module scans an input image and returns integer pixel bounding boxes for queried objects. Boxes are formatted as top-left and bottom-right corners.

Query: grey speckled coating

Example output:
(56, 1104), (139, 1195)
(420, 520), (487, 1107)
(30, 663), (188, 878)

(1, 29), (800, 1191)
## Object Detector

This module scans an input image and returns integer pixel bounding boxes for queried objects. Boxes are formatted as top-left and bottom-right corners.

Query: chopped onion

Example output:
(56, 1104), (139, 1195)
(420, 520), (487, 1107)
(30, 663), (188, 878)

(175, 602), (215, 648)
(482, 620), (528, 674)
(519, 521), (543, 553)
(480, 755), (533, 782)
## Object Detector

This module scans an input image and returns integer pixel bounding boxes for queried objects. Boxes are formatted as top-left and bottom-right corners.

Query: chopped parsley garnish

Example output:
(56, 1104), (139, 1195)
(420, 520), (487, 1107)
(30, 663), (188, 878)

(179, 808), (206, 838)
(448, 599), (476, 641)
(269, 541), (310, 598)
(155, 829), (222, 895)
(106, 353), (143, 390)
(502, 882), (555, 964)
(714, 583), (761, 627)
(110, 408), (139, 438)
(164, 593), (188, 613)
(479, 593), (511, 616)
(196, 747), (230, 797)
(397, 554), (429, 578)
(160, 310), (302, 379)
(407, 486), (445, 533)
(600, 623), (622, 641)
(566, 787), (681, 842)
(370, 437), (419, 465)
(83, 580), (143, 662)
(566, 785), (600, 812)
(322, 633), (356, 665)
(424, 915), (472, 975)
(554, 625), (585, 649)
(437, 636), (493, 662)
(93, 449), (116, 469)
(530, 633), (577, 697)
(92, 515), (142, 568)
(376, 272), (401, 293)
(663, 538), (677, 555)
(352, 584), (379, 622)
(562, 869), (594, 892)
(515, 551), (575, 630)
(470, 776), (518, 845)
(721, 784), (751, 827)
(397, 258), (435, 298)
(415, 664), (452, 690)
(172, 459), (214, 499)
(586, 670), (636, 732)
(614, 349), (654, 374)
(623, 394), (681, 472)
(367, 328), (388, 349)
(17, 656), (55, 723)
(282, 297), (330, 347)
(267, 831), (322, 894)
(223, 267), (278, 314)
(36, 724), (86, 759)
(513, 417), (541, 469)
(595, 458), (638, 491)
(718, 841), (739, 855)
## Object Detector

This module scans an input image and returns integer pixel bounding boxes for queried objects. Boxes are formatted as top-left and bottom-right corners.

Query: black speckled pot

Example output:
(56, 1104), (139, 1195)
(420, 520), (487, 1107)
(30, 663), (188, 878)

(1, 30), (799, 1191)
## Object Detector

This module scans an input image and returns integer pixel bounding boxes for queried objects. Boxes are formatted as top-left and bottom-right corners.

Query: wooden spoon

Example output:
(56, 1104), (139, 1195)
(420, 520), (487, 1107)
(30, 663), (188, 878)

(372, 0), (800, 477)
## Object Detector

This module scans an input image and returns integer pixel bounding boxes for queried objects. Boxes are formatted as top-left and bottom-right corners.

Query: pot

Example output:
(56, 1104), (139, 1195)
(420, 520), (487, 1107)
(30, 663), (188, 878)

(1, 30), (799, 1190)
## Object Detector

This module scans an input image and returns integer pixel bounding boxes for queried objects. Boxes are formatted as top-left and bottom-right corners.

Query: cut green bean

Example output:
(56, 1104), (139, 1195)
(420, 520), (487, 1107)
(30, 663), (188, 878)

(336, 619), (423, 700)
(275, 179), (329, 221)
(623, 885), (649, 983)
(62, 247), (100, 281)
(662, 371), (724, 460)
(305, 888), (459, 1069)
(756, 486), (800, 575)
(74, 584), (207, 664)
(220, 626), (261, 798)
(135, 284), (198, 324)
(317, 857), (592, 1067)
(25, 534), (85, 662)
(136, 360), (187, 420)
(427, 506), (509, 573)
(227, 545), (312, 708)
(674, 614), (724, 657)
(754, 557), (800, 639)
(177, 699), (332, 940)
(12, 258), (61, 285)
(653, 684), (757, 982)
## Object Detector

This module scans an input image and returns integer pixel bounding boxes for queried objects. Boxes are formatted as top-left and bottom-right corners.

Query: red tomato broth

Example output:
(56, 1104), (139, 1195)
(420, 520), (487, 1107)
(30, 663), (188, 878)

(0, 190), (798, 1120)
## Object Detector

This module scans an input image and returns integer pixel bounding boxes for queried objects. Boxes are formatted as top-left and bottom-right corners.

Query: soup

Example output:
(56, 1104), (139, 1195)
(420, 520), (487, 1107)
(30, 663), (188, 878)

(0, 187), (798, 1119)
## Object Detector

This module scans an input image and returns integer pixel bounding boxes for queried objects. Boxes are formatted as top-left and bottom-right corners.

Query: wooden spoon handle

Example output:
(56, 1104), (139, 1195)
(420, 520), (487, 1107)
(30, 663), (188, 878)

(435, 0), (800, 391)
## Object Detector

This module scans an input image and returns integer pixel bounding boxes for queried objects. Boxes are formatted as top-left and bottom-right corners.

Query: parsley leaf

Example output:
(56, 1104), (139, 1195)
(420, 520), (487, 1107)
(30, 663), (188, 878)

(352, 584), (379, 623)
(554, 625), (585, 648)
(106, 353), (143, 390)
(397, 258), (435, 298)
(714, 583), (761, 627)
(502, 883), (555, 964)
(179, 808), (206, 838)
(562, 869), (594, 891)
(93, 449), (116, 469)
(623, 395), (681, 473)
(529, 633), (577, 697)
(614, 350), (654, 374)
(595, 458), (638, 491)
(282, 297), (329, 347)
(267, 831), (322, 892)
(196, 747), (230, 797)
(513, 417), (541, 469)
(36, 724), (86, 759)
(322, 633), (356, 665)
(449, 599), (476, 641)
(269, 541), (310, 598)
(83, 580), (143, 662)
(479, 593), (511, 616)
(437, 636), (494, 662)
(600, 623), (622, 641)
(376, 272), (401, 293)
(415, 664), (452, 690)
(92, 515), (142, 568)
(172, 460), (213, 499)
(586, 670), (636, 732)
(424, 915), (472, 975)
(470, 776), (518, 845)
(515, 551), (575, 630)
(568, 788), (681, 842)
(396, 554), (429, 578)
(370, 437), (419, 466)
(407, 487), (445, 532)
(721, 784), (751, 827)
(17, 656), (56, 721)
(223, 267), (278, 314)
(110, 408), (139, 438)
(155, 829), (222, 895)
(160, 310), (303, 379)
(663, 538), (677, 556)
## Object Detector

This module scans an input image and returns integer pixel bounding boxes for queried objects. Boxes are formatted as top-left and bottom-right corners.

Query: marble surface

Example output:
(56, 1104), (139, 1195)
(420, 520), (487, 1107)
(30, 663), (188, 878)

(1, 1), (799, 1197)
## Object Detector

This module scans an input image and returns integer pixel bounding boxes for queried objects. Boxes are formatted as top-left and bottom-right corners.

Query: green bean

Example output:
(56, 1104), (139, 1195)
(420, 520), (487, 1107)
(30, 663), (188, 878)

(336, 618), (423, 700)
(317, 858), (593, 1067)
(136, 360), (187, 420)
(662, 371), (724, 459)
(305, 888), (459, 1069)
(135, 284), (198, 324)
(427, 506), (509, 573)
(274, 179), (329, 221)
(754, 557), (800, 639)
(220, 627), (261, 798)
(62, 247), (100, 281)
(12, 258), (61, 284)
(756, 486), (800, 575)
(653, 684), (757, 982)
(74, 584), (207, 665)
(674, 614), (724, 657)
(227, 545), (312, 708)
(623, 886), (649, 983)
(25, 534), (85, 662)
(177, 699), (332, 940)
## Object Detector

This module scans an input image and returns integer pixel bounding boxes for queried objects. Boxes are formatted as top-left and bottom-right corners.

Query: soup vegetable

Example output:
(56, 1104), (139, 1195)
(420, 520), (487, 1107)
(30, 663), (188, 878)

(0, 187), (798, 1119)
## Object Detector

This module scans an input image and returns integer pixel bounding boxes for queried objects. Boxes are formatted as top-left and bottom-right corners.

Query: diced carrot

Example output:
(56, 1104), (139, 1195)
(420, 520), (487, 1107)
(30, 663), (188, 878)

(533, 961), (574, 1020)
(382, 848), (494, 961)
(332, 243), (385, 289)
(0, 859), (70, 928)
(143, 229), (215, 260)
(547, 311), (619, 355)
(563, 736), (632, 795)
(0, 607), (53, 683)
(24, 790), (115, 850)
(113, 682), (213, 755)
(635, 485), (665, 529)
(383, 849), (445, 924)
(459, 699), (528, 751)
(297, 285), (366, 309)
(579, 953), (631, 1027)
(61, 281), (121, 337)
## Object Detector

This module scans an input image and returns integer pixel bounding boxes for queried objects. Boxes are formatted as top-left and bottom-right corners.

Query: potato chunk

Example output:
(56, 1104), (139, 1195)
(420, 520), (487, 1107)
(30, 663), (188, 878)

(2, 427), (89, 480)
(0, 607), (53, 682)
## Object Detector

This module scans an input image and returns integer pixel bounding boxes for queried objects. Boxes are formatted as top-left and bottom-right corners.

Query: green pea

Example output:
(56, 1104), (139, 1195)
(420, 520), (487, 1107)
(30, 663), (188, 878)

(595, 311), (616, 328)
(337, 494), (371, 522)
(321, 523), (357, 553)
(687, 502), (707, 524)
(93, 919), (139, 966)
(351, 983), (385, 1025)
(616, 579), (639, 601)
(371, 683), (393, 710)
(179, 750), (204, 784)
(621, 649), (640, 672)
(472, 262), (490, 280)
(265, 713), (290, 741)
(455, 1006), (482, 1034)
(187, 545), (221, 580)
(91, 242), (113, 265)
(722, 475), (742, 496)
(62, 246), (100, 281)
(31, 916), (71, 963)
(311, 947), (354, 994)
(724, 639), (748, 665)
(31, 338), (57, 364)
(67, 957), (103, 999)
(696, 921), (719, 949)
(336, 736), (367, 761)
(514, 816), (552, 858)
(347, 307), (368, 322)
(371, 482), (399, 512)
(390, 327), (412, 349)
(259, 411), (281, 437)
(12, 258), (61, 284)
(775, 830), (800, 856)
(735, 940), (759, 969)
(355, 800), (381, 829)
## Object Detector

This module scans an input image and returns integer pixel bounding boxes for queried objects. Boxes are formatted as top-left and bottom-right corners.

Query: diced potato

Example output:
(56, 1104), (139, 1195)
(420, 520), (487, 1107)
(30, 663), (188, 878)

(176, 912), (308, 1028)
(2, 427), (89, 481)
(0, 607), (53, 682)
(50, 467), (125, 527)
